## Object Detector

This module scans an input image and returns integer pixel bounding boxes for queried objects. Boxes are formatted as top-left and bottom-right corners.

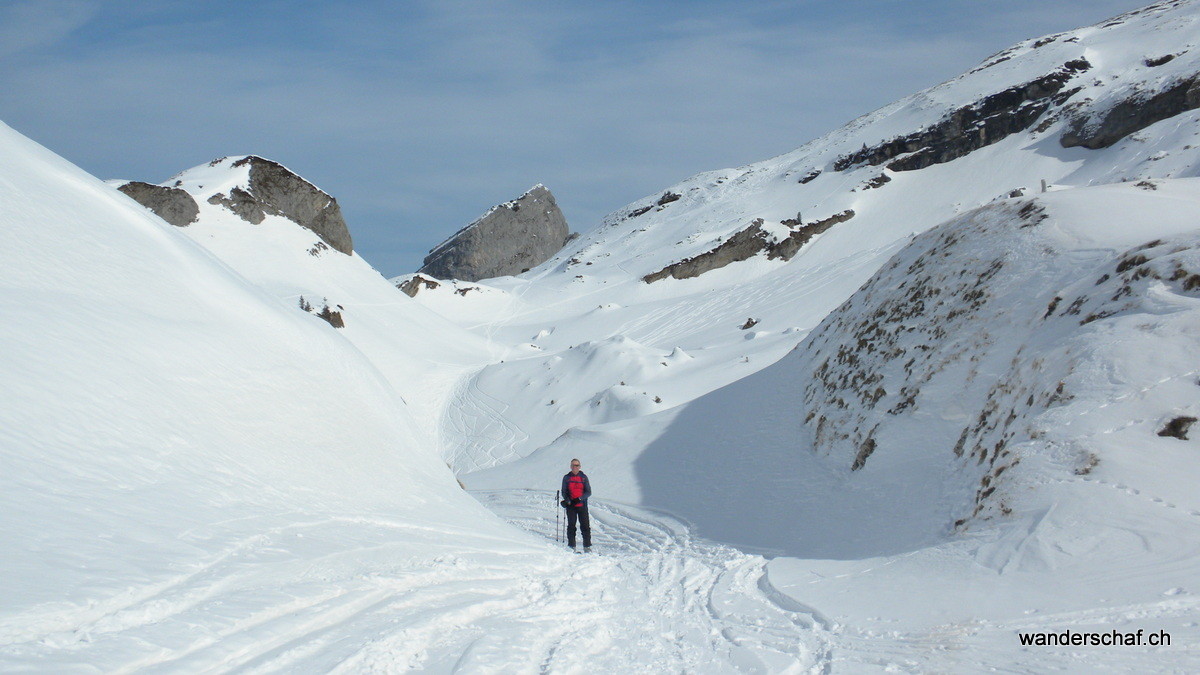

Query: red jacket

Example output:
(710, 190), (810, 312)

(562, 471), (591, 505)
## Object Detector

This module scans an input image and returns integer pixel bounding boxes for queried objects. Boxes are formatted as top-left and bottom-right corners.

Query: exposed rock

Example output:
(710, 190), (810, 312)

(298, 296), (345, 329)
(396, 274), (441, 298)
(1144, 54), (1178, 67)
(657, 192), (681, 207)
(834, 59), (1091, 173)
(851, 436), (877, 471)
(740, 318), (759, 330)
(1060, 74), (1200, 149)
(117, 181), (199, 227)
(769, 210), (857, 261)
(626, 192), (683, 220)
(205, 156), (353, 255)
(862, 173), (892, 190)
(643, 210), (855, 283)
(1157, 416), (1197, 440)
(419, 185), (571, 282)
(318, 305), (345, 328)
(644, 221), (771, 283)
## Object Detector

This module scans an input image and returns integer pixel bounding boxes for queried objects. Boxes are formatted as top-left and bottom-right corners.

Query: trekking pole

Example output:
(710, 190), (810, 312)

(555, 489), (561, 542)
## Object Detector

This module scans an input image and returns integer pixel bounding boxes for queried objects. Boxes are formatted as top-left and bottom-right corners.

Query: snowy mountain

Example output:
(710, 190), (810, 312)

(115, 155), (501, 438)
(0, 119), (552, 669)
(426, 2), (1200, 668)
(3, 0), (1200, 671)
(411, 0), (1200, 480)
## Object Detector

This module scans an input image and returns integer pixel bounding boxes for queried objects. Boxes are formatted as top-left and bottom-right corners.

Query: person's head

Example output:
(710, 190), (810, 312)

(570, 458), (581, 474)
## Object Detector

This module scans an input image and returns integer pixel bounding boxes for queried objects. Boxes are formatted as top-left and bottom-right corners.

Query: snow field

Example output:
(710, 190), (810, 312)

(467, 180), (1200, 672)
(6, 2), (1200, 672)
(0, 121), (543, 670)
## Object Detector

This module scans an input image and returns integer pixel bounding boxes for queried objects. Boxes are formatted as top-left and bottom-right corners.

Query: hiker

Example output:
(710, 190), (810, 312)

(560, 458), (592, 552)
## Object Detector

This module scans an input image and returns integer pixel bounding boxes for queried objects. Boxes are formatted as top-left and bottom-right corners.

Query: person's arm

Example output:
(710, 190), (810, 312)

(583, 474), (592, 501)
(561, 474), (568, 500)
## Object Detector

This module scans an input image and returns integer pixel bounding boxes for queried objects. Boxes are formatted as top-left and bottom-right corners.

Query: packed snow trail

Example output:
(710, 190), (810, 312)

(0, 492), (830, 672)
(446, 490), (834, 673)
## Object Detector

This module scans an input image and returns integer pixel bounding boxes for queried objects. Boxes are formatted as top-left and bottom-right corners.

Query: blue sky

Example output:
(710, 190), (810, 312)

(0, 0), (1148, 275)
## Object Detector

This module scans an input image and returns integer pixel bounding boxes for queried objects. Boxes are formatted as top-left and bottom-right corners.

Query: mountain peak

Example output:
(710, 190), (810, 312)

(418, 184), (572, 282)
(119, 155), (354, 255)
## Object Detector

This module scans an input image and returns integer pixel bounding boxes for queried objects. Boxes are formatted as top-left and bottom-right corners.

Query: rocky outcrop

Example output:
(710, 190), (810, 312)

(206, 156), (353, 255)
(419, 185), (571, 282)
(396, 274), (441, 297)
(627, 192), (683, 219)
(118, 181), (199, 227)
(834, 59), (1091, 173)
(643, 210), (855, 283)
(643, 220), (773, 283)
(298, 296), (344, 328)
(1060, 74), (1200, 149)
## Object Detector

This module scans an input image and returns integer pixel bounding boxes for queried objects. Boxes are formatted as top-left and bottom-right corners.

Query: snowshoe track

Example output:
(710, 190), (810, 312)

(0, 493), (833, 672)
(471, 489), (833, 673)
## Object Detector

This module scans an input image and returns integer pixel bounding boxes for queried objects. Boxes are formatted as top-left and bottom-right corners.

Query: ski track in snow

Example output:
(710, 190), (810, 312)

(444, 374), (530, 472)
(460, 491), (834, 674)
(0, 493), (834, 673)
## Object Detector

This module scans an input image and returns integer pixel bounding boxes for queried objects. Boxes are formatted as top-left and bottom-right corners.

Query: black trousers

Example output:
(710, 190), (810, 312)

(566, 504), (591, 547)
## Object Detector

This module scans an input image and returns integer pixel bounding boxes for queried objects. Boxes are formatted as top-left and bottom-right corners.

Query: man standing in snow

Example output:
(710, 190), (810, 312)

(561, 459), (592, 552)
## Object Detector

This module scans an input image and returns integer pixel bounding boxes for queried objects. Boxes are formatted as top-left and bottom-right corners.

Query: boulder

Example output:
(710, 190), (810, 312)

(117, 181), (199, 227)
(419, 185), (571, 282)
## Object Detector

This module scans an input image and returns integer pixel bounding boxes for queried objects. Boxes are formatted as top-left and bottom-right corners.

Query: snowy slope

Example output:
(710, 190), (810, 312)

(5, 1), (1200, 671)
(449, 5), (1200, 669)
(403, 0), (1200, 478)
(0, 121), (545, 669)
(470, 179), (1200, 670)
(767, 180), (1200, 670)
(128, 156), (498, 437)
(0, 123), (846, 673)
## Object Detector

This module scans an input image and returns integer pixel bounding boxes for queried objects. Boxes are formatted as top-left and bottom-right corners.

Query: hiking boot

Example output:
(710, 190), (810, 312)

(584, 546), (592, 553)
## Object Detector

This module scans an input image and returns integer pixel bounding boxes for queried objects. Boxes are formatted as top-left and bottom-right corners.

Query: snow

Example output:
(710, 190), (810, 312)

(0, 120), (540, 668)
(5, 1), (1200, 671)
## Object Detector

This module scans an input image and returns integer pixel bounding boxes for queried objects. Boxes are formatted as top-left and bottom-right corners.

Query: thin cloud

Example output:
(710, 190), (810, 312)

(0, 0), (97, 58)
(0, 0), (1152, 274)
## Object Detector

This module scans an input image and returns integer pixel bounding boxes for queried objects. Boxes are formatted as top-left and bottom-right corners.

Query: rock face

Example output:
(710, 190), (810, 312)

(206, 156), (353, 255)
(1061, 74), (1200, 149)
(117, 181), (199, 227)
(419, 185), (570, 282)
(833, 59), (1091, 173)
(643, 210), (855, 283)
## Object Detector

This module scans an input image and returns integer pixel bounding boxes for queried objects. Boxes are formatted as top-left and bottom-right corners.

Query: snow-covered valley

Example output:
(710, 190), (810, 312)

(4, 1), (1200, 672)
